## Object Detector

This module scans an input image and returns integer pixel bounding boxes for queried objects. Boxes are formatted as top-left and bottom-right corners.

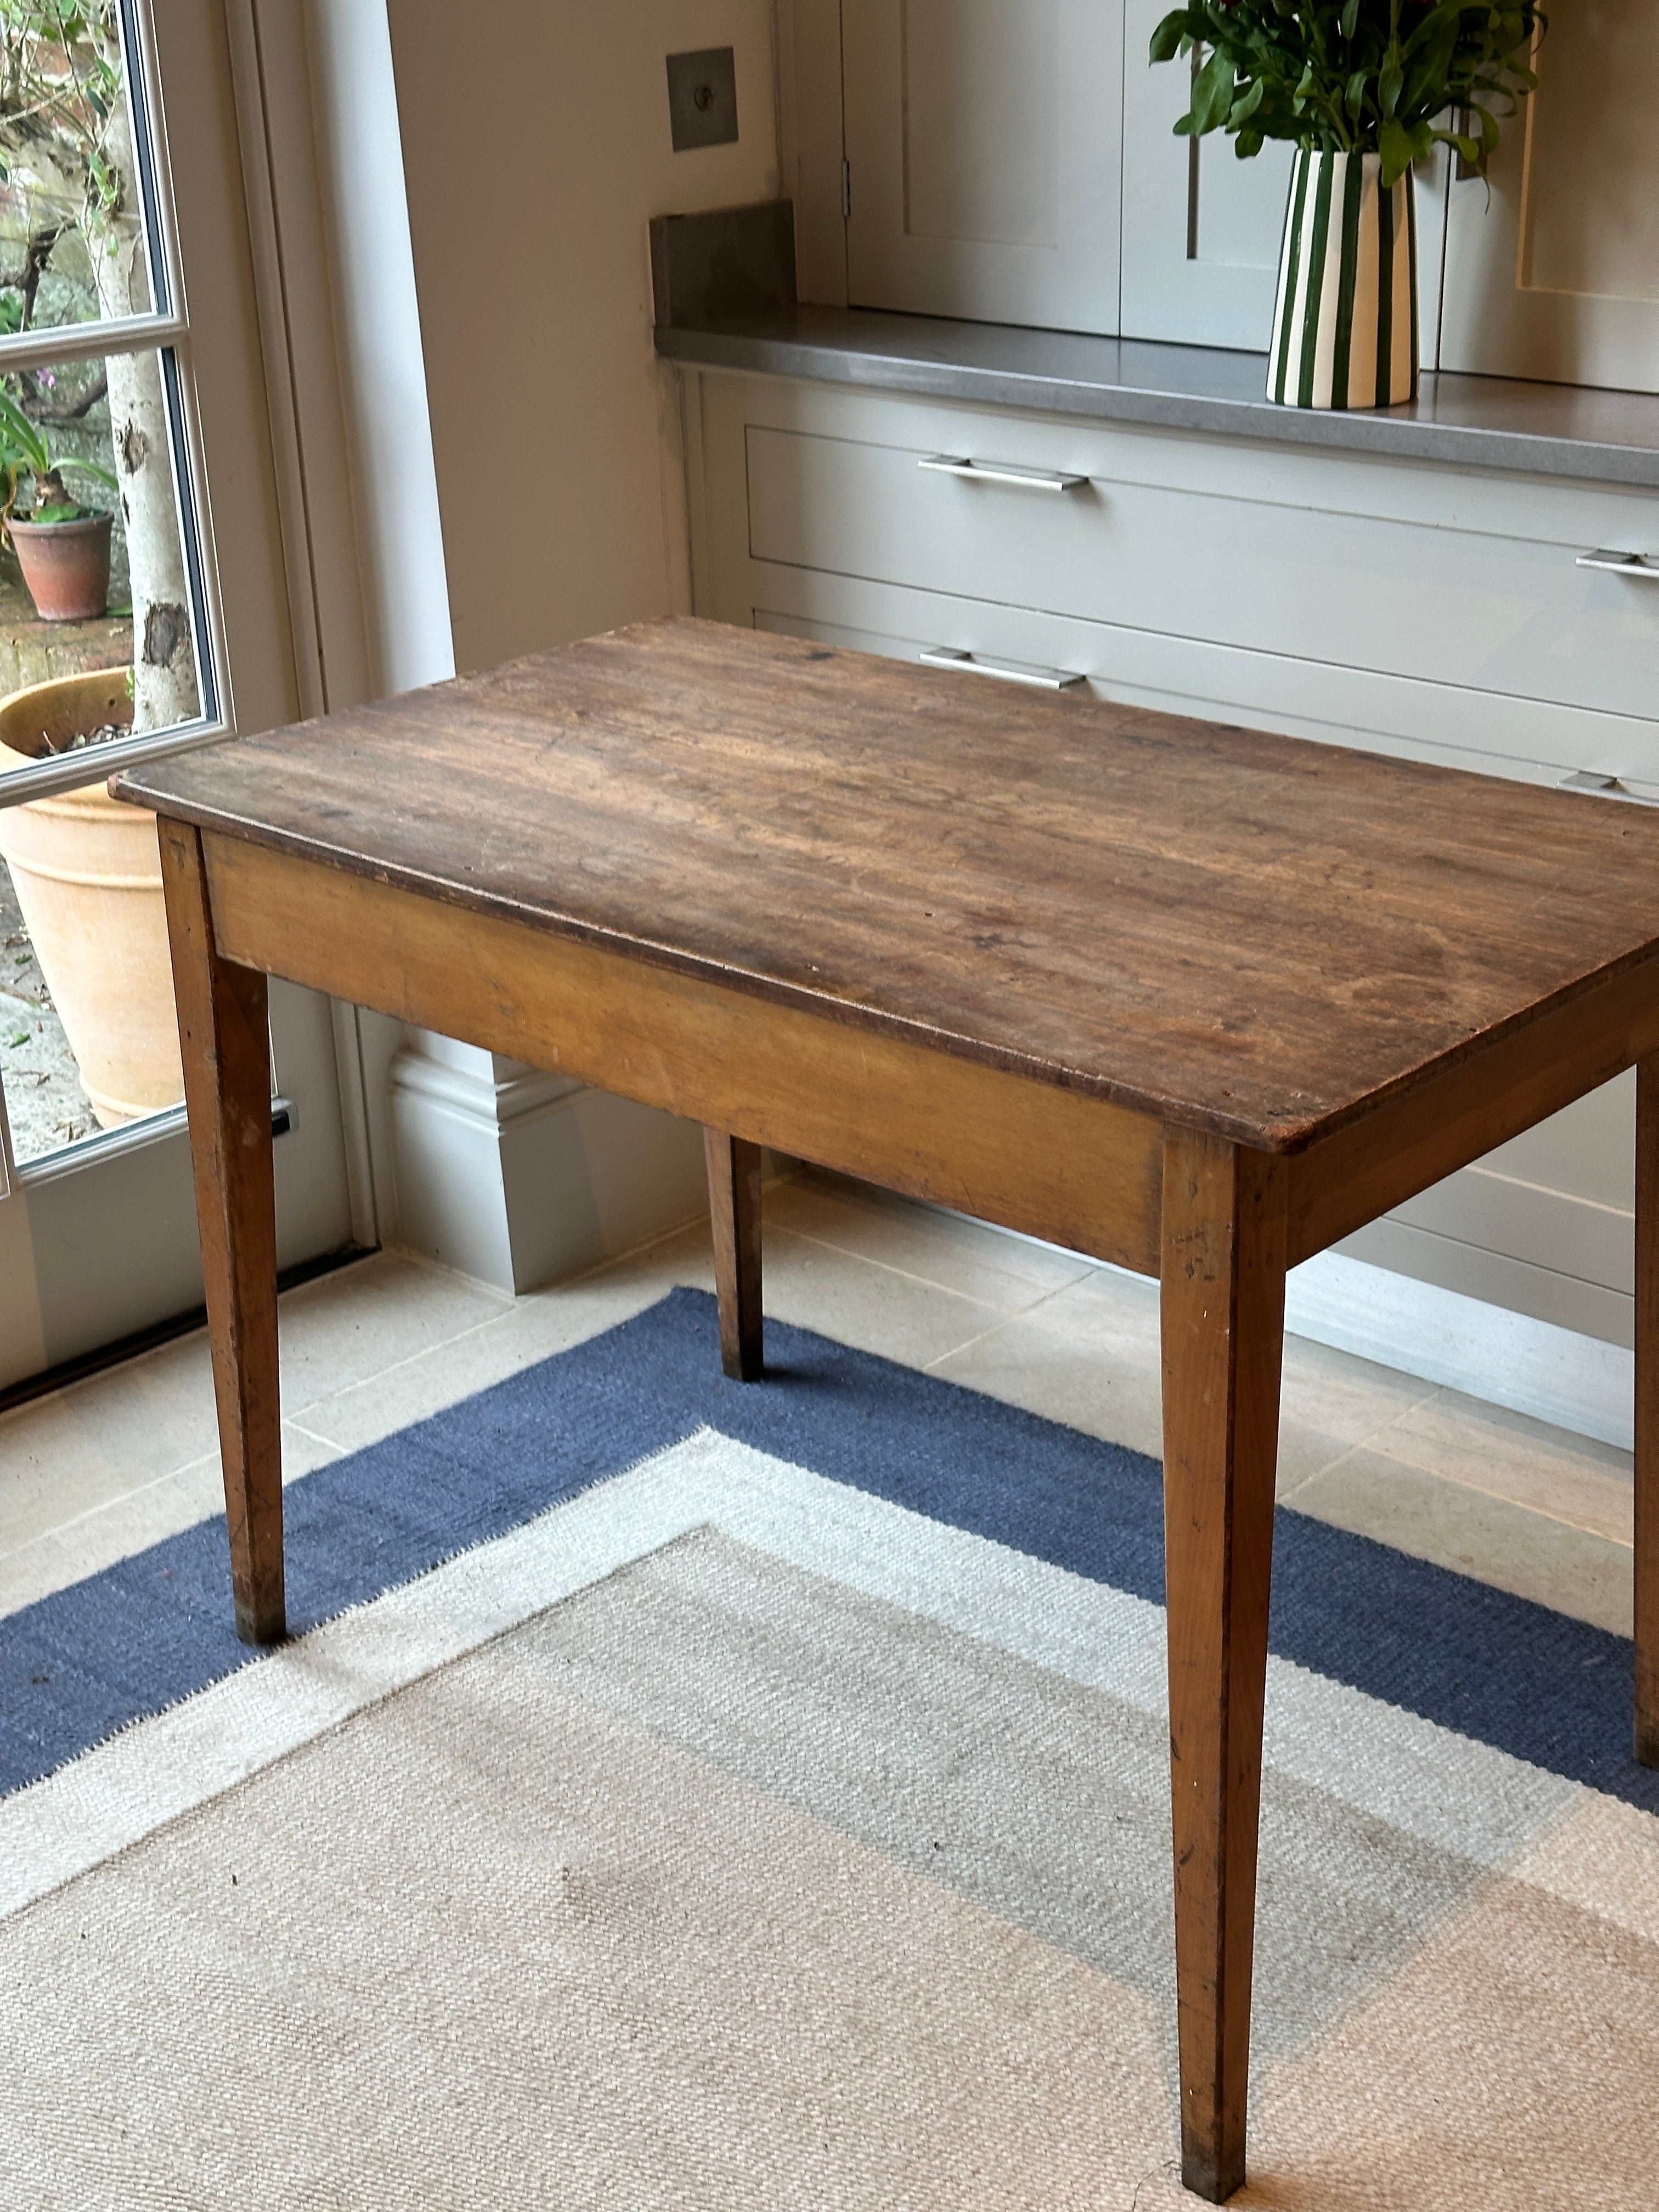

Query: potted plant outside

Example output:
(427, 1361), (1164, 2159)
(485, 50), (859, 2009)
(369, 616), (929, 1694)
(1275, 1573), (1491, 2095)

(0, 390), (120, 620)
(0, 14), (203, 1146)
(1150, 2), (1545, 409)
(0, 667), (184, 1127)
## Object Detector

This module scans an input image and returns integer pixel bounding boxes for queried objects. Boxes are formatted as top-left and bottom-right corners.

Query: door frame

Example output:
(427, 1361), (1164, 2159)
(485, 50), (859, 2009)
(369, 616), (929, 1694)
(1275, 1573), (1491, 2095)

(0, 0), (374, 1388)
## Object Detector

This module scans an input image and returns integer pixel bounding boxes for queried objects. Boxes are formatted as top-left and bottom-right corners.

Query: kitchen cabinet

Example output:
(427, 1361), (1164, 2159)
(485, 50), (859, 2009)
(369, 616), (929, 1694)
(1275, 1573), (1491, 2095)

(785, 0), (1654, 384)
(840, 0), (1122, 332)
(680, 363), (1655, 1352)
(1441, 8), (1659, 394)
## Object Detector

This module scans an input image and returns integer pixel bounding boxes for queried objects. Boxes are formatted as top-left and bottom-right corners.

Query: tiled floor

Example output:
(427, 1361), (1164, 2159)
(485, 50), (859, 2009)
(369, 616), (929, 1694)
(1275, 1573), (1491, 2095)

(0, 1166), (1637, 1635)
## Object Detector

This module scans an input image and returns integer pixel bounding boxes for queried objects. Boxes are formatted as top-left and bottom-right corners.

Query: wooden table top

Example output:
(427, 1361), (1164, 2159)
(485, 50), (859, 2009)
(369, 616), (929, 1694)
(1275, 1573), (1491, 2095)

(116, 616), (1659, 1153)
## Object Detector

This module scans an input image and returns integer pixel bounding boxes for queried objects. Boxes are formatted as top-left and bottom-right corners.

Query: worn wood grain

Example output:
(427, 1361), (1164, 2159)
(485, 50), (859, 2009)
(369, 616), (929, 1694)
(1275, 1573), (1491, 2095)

(117, 619), (1659, 2204)
(114, 617), (1659, 1156)
(704, 1127), (764, 1379)
(157, 821), (284, 1646)
(1160, 1132), (1287, 2203)
(1638, 1056), (1658, 1768)
(198, 833), (1166, 1274)
(1288, 956), (1659, 1266)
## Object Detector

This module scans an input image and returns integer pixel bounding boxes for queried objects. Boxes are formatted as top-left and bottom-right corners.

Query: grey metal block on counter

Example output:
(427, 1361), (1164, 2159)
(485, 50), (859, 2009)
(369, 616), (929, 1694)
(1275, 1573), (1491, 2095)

(650, 201), (796, 333)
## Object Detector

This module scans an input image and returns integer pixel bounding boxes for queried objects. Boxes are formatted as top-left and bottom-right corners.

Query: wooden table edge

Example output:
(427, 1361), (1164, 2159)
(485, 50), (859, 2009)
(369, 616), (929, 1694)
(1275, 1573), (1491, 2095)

(149, 805), (1659, 2211)
(116, 792), (1659, 1166)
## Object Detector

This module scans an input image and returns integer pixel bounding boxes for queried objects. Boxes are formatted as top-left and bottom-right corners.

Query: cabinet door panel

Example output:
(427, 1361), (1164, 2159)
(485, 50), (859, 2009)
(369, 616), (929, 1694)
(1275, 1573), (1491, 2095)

(1441, 10), (1659, 391)
(743, 416), (1659, 729)
(842, 0), (1122, 331)
(1119, 0), (1452, 360)
(731, 548), (1659, 789)
(1119, 0), (1291, 349)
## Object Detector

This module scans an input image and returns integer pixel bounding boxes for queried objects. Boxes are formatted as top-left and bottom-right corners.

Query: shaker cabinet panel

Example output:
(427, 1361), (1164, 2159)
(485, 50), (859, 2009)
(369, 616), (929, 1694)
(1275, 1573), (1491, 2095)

(840, 0), (1123, 332)
(685, 365), (1646, 1350)
(1118, 0), (1293, 351)
(1441, 8), (1659, 392)
(1118, 0), (1453, 367)
(742, 414), (1659, 729)
(729, 550), (1659, 793)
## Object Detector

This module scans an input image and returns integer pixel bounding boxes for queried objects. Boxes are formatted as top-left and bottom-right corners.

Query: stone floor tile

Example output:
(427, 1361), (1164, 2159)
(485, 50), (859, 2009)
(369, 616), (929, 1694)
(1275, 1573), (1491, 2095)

(927, 1274), (1166, 1462)
(0, 1329), (220, 1512)
(275, 1251), (511, 1417)
(297, 1228), (715, 1454)
(759, 1224), (1006, 1372)
(770, 1171), (1097, 1309)
(0, 1425), (342, 1619)
(1287, 1447), (1634, 1637)
(1276, 1335), (1442, 1494)
(1358, 1389), (1634, 1546)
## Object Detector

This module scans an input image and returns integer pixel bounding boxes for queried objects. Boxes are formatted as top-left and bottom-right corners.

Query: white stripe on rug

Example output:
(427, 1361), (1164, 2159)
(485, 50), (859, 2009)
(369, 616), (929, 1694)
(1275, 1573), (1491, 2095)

(2, 1426), (1589, 1922)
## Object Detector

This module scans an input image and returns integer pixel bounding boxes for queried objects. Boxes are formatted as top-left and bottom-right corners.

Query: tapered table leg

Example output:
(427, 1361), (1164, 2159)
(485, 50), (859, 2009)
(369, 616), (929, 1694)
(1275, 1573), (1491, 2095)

(703, 1126), (764, 1380)
(159, 822), (284, 1645)
(1637, 1058), (1658, 1767)
(1160, 1129), (1288, 2202)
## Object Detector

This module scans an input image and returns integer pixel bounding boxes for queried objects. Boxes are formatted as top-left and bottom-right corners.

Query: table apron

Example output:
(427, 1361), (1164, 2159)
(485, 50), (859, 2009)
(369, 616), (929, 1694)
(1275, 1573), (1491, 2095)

(1287, 955), (1659, 1266)
(201, 834), (1165, 1275)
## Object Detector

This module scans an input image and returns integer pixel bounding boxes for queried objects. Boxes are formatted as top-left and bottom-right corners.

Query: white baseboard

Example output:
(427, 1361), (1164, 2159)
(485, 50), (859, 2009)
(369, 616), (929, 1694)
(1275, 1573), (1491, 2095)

(495, 1080), (707, 1292)
(387, 1042), (524, 1289)
(1285, 1250), (1633, 1453)
(387, 1041), (706, 1294)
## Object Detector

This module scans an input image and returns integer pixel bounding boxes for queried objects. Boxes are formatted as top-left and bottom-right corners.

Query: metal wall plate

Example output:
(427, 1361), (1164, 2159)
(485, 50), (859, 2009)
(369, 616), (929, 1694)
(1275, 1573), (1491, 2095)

(666, 47), (738, 152)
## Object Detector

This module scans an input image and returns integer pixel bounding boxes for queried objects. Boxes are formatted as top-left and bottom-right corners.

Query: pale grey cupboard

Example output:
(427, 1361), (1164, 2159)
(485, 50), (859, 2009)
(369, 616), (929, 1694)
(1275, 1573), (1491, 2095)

(785, 0), (1659, 390)
(678, 363), (1655, 1353)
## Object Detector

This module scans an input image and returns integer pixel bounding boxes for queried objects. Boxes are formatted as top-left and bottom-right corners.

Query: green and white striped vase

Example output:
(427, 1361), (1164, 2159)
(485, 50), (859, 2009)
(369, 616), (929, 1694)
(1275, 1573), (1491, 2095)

(1267, 150), (1418, 410)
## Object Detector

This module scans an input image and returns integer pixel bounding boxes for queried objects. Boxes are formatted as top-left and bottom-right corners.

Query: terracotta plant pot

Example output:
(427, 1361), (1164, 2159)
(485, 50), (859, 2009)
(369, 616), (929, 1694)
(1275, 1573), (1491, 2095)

(8, 510), (114, 622)
(0, 668), (184, 1128)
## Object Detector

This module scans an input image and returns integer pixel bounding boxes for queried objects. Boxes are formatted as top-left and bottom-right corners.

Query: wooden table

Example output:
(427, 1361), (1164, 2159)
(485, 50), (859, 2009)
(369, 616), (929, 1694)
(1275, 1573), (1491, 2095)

(116, 618), (1659, 2200)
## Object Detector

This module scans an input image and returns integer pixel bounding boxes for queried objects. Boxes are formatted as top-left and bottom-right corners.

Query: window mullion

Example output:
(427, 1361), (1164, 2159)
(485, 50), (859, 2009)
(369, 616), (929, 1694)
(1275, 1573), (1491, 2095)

(0, 315), (189, 380)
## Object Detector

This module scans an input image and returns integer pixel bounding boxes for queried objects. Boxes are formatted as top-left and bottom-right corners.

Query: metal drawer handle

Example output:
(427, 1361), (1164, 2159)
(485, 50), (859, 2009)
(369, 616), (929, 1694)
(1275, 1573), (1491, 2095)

(1577, 548), (1659, 579)
(920, 646), (1086, 691)
(1558, 769), (1659, 807)
(918, 453), (1087, 494)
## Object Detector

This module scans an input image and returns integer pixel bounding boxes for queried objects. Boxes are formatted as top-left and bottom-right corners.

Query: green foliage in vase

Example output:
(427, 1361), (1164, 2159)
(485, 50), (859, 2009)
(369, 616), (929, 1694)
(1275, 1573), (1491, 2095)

(1148, 1), (1545, 186)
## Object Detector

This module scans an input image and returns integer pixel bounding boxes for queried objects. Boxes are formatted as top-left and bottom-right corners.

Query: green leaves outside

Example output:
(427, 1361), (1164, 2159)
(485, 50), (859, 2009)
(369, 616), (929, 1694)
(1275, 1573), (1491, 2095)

(0, 388), (117, 535)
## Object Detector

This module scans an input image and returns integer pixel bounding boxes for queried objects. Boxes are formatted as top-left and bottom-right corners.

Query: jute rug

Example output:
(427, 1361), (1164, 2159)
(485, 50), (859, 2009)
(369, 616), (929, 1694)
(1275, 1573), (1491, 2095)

(3, 1290), (1656, 2208)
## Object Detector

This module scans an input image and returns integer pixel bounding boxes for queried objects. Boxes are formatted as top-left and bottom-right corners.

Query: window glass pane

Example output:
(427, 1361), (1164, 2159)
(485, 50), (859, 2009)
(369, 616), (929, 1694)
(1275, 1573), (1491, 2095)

(0, 4), (156, 336)
(0, 341), (202, 792)
(1, 761), (180, 1163)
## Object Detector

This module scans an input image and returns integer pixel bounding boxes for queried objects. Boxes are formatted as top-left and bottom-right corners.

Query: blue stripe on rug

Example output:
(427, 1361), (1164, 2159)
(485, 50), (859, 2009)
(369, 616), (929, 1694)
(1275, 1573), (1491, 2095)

(3, 1285), (1650, 1810)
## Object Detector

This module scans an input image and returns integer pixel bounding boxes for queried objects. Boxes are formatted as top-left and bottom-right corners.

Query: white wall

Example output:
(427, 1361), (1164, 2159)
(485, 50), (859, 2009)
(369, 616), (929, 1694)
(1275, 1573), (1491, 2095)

(385, 1), (779, 673)
(336, 3), (782, 1288)
(302, 0), (454, 701)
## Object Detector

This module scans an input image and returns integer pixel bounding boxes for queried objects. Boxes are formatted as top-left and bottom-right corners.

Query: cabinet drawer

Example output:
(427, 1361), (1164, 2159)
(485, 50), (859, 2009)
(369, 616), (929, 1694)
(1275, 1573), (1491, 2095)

(743, 556), (1659, 789)
(746, 420), (1659, 729)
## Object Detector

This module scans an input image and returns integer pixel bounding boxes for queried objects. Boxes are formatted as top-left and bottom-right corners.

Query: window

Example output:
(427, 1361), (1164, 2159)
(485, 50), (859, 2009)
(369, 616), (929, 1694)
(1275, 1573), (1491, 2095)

(0, 2), (218, 1166)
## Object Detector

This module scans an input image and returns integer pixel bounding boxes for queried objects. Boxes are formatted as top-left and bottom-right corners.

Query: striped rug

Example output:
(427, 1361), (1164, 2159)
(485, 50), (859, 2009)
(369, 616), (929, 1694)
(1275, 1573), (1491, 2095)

(3, 1289), (1655, 2208)
(1269, 151), (1418, 411)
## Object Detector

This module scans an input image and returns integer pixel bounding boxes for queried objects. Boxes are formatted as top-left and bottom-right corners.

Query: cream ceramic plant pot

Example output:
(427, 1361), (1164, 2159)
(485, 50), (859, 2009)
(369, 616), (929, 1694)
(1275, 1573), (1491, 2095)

(0, 668), (184, 1127)
(1268, 150), (1418, 410)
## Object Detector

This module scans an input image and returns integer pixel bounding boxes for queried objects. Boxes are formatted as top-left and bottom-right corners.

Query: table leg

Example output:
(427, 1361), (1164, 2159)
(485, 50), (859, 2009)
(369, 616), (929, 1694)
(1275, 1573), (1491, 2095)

(703, 1126), (764, 1380)
(1160, 1130), (1288, 2202)
(159, 822), (285, 1646)
(1637, 1057), (1658, 1767)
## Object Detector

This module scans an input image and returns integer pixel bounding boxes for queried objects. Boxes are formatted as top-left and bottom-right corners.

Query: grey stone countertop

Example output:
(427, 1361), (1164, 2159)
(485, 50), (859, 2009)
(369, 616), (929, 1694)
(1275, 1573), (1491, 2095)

(655, 306), (1659, 491)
